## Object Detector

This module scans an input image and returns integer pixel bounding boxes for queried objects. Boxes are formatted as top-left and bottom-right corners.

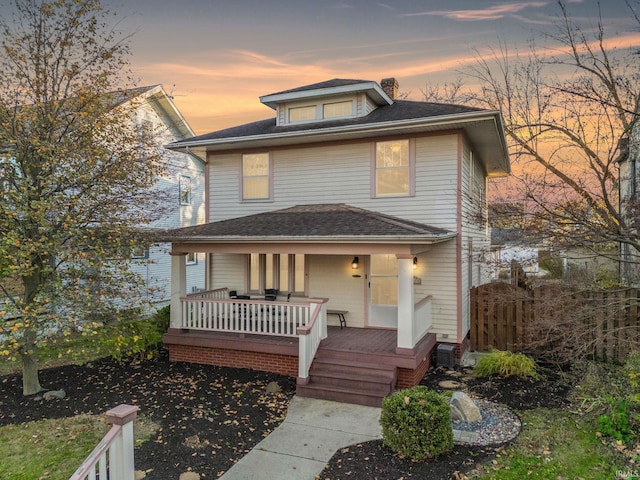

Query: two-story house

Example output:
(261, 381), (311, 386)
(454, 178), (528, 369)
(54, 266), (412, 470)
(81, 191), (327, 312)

(160, 78), (509, 406)
(124, 85), (206, 306)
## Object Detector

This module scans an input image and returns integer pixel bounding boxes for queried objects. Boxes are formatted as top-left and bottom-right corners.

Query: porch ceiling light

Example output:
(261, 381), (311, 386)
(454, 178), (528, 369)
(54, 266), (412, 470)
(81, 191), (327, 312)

(352, 256), (359, 269)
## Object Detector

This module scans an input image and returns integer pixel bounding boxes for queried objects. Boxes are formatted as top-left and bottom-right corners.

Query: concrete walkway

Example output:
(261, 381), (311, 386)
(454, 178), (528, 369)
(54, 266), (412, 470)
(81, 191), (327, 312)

(218, 396), (383, 480)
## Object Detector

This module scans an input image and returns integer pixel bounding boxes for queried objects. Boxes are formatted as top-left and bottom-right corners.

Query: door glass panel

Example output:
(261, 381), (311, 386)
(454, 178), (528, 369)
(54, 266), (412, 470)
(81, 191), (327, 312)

(371, 254), (398, 306)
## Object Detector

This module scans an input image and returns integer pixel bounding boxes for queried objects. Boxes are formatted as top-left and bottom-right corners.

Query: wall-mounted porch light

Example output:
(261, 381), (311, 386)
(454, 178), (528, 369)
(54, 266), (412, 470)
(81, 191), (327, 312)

(413, 256), (418, 270)
(352, 256), (359, 269)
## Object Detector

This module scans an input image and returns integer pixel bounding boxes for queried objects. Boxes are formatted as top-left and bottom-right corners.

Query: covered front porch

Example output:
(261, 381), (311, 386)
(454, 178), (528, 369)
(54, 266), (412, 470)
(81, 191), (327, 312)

(163, 303), (436, 406)
(159, 204), (455, 405)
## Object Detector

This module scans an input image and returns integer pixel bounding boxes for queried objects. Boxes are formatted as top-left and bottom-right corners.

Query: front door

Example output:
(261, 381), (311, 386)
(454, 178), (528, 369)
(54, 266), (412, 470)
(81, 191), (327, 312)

(368, 254), (398, 327)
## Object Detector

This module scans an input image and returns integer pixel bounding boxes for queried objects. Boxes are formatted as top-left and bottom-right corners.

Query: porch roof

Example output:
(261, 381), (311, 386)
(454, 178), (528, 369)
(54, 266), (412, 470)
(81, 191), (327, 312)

(158, 204), (456, 245)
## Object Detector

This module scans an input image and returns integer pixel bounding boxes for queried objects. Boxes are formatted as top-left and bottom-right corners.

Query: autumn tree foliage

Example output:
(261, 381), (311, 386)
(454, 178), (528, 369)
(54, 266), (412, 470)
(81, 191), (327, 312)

(0, 0), (166, 395)
(425, 1), (640, 285)
(477, 1), (639, 278)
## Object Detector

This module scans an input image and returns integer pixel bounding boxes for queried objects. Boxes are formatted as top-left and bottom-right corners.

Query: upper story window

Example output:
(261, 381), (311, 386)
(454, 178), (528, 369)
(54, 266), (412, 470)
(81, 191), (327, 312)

(242, 153), (270, 200)
(323, 100), (353, 119)
(289, 106), (317, 123)
(374, 139), (411, 197)
(179, 175), (192, 205)
(286, 99), (355, 124)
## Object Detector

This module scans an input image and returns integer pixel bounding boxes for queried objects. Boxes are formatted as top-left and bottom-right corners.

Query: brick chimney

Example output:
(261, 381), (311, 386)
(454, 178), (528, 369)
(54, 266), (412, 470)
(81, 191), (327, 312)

(381, 77), (399, 100)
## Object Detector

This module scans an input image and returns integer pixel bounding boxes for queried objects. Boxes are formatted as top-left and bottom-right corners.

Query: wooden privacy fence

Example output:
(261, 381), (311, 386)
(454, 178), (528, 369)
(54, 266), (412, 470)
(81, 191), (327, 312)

(470, 283), (640, 362)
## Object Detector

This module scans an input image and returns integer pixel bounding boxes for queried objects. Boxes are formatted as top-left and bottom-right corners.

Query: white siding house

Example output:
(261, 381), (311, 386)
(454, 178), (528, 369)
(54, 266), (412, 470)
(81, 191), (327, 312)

(123, 86), (205, 306)
(159, 78), (509, 405)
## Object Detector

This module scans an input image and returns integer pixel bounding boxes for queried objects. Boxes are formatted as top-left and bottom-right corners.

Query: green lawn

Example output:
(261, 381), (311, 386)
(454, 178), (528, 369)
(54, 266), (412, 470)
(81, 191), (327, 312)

(478, 409), (627, 479)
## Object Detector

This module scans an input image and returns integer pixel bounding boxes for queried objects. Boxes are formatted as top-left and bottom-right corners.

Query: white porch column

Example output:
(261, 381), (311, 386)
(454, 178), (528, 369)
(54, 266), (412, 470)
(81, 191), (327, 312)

(170, 251), (187, 328)
(396, 254), (415, 350)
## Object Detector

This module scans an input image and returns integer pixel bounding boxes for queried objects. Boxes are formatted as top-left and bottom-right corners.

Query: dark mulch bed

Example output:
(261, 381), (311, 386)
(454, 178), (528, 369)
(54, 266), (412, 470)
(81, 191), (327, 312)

(0, 351), (574, 480)
(318, 362), (574, 480)
(0, 348), (296, 479)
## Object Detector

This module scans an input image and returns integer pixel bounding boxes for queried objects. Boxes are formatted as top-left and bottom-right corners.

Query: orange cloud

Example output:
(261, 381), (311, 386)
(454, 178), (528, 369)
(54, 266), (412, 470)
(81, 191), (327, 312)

(400, 2), (548, 21)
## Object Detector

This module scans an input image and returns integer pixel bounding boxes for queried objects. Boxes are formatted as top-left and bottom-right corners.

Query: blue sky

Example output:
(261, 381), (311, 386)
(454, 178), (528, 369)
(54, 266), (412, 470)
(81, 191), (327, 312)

(105, 0), (639, 133)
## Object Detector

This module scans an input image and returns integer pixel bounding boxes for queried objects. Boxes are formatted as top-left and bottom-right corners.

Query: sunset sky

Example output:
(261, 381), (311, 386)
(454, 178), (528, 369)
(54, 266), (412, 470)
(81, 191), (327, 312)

(106, 0), (640, 135)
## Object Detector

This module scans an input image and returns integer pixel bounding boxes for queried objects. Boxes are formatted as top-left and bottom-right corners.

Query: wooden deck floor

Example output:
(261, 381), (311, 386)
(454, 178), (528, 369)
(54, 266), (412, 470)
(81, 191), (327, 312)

(321, 326), (397, 355)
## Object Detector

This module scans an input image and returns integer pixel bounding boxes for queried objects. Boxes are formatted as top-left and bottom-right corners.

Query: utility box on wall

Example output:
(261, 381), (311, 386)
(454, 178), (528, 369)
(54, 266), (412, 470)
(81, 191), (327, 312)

(436, 344), (456, 369)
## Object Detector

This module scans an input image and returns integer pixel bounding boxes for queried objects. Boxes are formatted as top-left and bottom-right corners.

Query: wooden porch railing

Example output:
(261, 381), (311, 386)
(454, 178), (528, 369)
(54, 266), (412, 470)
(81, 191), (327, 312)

(187, 287), (229, 300)
(69, 404), (138, 480)
(179, 293), (328, 381)
(414, 295), (433, 341)
(297, 299), (328, 382)
(180, 295), (312, 337)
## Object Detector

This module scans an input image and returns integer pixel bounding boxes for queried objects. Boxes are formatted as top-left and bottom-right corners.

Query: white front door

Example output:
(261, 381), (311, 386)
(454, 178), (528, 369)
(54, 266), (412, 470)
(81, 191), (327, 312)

(368, 254), (398, 327)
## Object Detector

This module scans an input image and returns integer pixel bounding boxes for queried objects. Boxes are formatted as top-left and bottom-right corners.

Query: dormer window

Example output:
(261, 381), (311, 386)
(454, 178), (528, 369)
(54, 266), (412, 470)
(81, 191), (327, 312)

(323, 100), (353, 119)
(286, 99), (355, 124)
(289, 105), (316, 123)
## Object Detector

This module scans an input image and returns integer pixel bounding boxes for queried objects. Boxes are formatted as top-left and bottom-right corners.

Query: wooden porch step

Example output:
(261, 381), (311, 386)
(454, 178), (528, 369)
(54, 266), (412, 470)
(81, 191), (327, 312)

(297, 358), (398, 407)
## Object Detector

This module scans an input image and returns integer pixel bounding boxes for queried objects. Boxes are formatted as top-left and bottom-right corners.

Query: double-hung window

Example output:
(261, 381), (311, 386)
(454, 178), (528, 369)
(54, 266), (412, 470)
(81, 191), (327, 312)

(374, 139), (412, 197)
(179, 175), (192, 205)
(242, 153), (270, 200)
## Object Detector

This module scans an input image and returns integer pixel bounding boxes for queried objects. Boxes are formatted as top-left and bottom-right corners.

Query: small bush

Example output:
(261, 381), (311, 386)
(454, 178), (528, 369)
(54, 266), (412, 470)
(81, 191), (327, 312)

(597, 397), (635, 443)
(380, 386), (453, 461)
(475, 350), (539, 379)
(102, 307), (169, 362)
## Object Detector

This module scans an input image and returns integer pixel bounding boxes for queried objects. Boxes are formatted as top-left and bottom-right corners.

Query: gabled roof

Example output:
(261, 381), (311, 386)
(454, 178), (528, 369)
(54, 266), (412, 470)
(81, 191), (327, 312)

(121, 85), (196, 141)
(159, 203), (456, 244)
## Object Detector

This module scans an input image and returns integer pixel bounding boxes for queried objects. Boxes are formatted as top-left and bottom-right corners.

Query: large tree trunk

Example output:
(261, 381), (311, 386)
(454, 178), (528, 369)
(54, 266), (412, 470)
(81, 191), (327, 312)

(22, 273), (43, 396)
(22, 349), (42, 395)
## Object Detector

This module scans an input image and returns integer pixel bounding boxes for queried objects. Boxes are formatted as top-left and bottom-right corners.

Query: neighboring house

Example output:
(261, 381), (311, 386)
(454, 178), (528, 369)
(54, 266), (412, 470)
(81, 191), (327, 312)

(0, 86), (206, 319)
(160, 78), (510, 405)
(490, 228), (540, 280)
(123, 85), (206, 306)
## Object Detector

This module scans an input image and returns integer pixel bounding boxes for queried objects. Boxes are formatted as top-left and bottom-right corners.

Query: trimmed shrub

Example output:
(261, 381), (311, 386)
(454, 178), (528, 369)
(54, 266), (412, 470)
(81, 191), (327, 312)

(380, 386), (454, 460)
(474, 350), (539, 379)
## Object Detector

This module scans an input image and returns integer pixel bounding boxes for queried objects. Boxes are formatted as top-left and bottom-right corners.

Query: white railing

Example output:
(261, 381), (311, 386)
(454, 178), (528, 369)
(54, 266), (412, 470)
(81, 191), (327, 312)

(414, 295), (433, 341)
(297, 299), (328, 382)
(186, 287), (229, 300)
(180, 296), (311, 337)
(70, 404), (138, 480)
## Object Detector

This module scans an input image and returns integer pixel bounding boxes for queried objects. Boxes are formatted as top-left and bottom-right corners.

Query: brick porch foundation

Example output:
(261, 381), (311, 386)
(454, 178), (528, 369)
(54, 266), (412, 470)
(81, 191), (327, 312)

(168, 343), (298, 377)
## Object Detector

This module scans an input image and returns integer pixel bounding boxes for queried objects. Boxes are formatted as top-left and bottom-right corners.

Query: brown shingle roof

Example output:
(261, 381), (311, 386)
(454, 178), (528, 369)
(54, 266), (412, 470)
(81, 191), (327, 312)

(159, 204), (455, 244)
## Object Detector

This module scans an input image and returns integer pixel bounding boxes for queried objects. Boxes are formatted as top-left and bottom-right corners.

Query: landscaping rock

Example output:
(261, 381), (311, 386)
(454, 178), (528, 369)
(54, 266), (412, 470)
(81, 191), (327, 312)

(134, 470), (146, 480)
(42, 389), (66, 400)
(266, 381), (282, 393)
(438, 380), (462, 389)
(179, 472), (200, 480)
(450, 391), (482, 423)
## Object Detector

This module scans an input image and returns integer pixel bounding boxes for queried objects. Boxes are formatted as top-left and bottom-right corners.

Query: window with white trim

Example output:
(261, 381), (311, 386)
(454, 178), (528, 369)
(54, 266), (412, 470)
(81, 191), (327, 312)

(289, 105), (316, 123)
(179, 175), (192, 205)
(242, 153), (270, 200)
(323, 100), (353, 119)
(375, 139), (410, 197)
(248, 253), (305, 294)
(186, 252), (197, 265)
